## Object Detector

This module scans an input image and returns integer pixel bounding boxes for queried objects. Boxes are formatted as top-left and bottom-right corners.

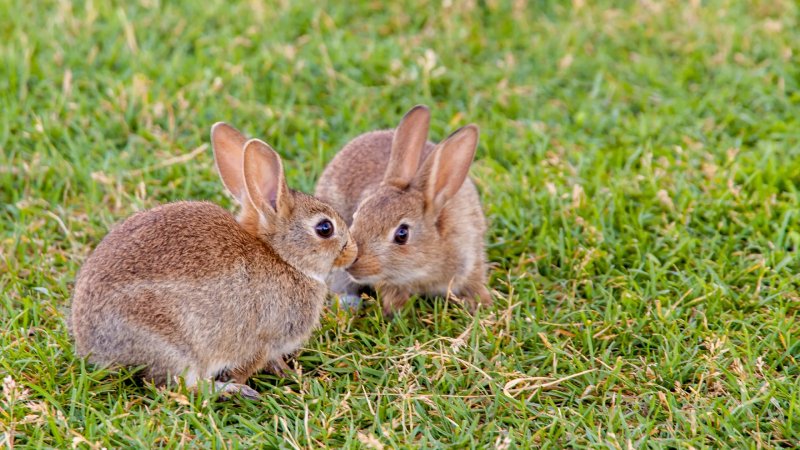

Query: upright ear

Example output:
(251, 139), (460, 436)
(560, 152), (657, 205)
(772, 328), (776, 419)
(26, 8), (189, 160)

(242, 139), (293, 219)
(382, 105), (431, 189)
(211, 122), (249, 204)
(414, 124), (479, 216)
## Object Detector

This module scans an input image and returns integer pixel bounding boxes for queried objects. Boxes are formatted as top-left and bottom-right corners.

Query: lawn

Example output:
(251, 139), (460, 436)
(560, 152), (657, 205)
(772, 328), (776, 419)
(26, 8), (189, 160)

(2, 0), (800, 447)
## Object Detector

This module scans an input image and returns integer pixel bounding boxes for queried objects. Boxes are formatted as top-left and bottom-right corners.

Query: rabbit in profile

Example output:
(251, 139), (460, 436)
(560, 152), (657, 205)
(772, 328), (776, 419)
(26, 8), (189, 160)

(70, 123), (357, 398)
(315, 105), (490, 317)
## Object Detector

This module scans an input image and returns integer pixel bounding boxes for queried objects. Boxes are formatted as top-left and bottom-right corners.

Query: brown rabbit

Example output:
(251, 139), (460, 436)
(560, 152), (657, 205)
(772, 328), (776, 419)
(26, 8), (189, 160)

(70, 123), (357, 398)
(315, 105), (490, 317)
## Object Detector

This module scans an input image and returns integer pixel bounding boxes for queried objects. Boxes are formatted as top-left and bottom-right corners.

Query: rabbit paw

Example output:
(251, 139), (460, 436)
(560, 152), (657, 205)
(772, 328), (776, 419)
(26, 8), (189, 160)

(264, 357), (292, 377)
(462, 283), (493, 312)
(380, 287), (410, 318)
(214, 368), (235, 383)
(214, 381), (260, 400)
(336, 294), (363, 310)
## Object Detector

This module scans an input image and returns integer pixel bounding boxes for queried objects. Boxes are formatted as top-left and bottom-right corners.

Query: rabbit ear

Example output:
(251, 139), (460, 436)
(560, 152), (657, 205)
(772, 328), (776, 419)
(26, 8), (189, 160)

(382, 105), (431, 189)
(211, 122), (249, 205)
(414, 124), (479, 216)
(242, 139), (293, 219)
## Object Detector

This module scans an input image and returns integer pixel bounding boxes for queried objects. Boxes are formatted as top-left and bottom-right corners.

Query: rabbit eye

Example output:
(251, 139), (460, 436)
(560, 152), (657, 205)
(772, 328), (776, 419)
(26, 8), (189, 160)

(315, 219), (334, 238)
(393, 224), (409, 245)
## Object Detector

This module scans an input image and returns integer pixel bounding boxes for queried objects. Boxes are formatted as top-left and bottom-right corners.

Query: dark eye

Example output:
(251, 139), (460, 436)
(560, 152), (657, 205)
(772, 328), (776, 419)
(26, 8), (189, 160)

(315, 219), (334, 238)
(393, 224), (409, 245)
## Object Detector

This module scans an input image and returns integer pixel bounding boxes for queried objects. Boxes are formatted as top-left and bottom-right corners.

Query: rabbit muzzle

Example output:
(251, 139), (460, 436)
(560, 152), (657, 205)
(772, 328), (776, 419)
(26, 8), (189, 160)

(333, 238), (358, 269)
(345, 252), (383, 284)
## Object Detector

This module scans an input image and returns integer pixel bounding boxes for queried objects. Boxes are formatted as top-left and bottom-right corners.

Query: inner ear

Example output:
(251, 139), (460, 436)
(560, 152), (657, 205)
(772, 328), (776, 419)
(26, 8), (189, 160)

(382, 105), (431, 189)
(242, 139), (292, 217)
(211, 122), (248, 204)
(415, 125), (479, 215)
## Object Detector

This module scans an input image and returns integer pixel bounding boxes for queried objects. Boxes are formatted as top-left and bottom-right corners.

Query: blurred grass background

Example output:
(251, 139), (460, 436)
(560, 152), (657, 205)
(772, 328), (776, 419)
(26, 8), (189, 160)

(1, 0), (800, 447)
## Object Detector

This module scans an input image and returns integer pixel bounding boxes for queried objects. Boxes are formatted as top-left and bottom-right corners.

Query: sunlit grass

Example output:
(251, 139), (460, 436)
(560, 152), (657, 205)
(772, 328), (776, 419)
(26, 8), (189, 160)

(2, 0), (799, 447)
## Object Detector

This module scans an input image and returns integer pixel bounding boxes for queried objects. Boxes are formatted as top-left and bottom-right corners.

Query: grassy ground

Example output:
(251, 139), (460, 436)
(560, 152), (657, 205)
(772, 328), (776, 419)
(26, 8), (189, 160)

(2, 0), (800, 447)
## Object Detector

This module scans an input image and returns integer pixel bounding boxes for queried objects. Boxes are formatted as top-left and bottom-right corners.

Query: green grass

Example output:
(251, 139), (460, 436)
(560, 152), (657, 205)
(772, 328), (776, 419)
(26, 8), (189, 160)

(2, 0), (800, 447)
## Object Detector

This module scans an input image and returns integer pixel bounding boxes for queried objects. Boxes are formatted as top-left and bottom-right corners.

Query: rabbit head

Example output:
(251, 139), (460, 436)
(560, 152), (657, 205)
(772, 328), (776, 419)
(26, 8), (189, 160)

(344, 107), (481, 290)
(211, 123), (357, 280)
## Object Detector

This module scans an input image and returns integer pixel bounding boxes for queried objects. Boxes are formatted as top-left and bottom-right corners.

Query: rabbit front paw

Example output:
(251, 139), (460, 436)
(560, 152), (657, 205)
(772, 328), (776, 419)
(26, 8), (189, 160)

(264, 357), (292, 377)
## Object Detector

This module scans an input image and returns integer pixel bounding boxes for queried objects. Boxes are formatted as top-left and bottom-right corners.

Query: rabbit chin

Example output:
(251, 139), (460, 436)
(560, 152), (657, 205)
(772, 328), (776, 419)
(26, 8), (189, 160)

(347, 272), (382, 285)
(348, 264), (434, 287)
(304, 271), (327, 284)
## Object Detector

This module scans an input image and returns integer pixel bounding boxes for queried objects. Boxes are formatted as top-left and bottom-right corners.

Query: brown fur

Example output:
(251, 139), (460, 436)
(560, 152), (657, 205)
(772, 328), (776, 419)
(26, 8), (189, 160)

(315, 106), (491, 316)
(70, 123), (357, 393)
